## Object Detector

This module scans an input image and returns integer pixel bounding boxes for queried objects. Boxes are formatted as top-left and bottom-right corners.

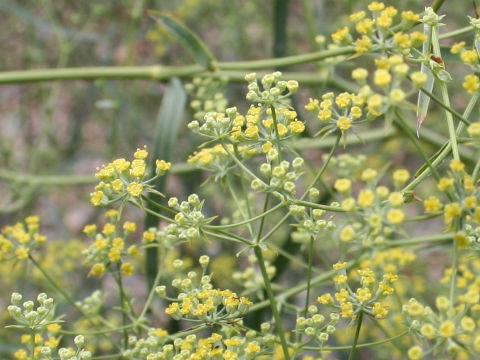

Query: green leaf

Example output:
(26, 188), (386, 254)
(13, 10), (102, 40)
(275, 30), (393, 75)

(147, 10), (216, 71)
(417, 24), (434, 136)
(144, 77), (186, 291)
(414, 142), (448, 178)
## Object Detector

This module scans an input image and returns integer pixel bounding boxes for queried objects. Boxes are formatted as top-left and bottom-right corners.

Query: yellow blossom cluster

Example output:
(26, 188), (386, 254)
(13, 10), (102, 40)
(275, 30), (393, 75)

(318, 263), (397, 319)
(82, 211), (139, 277)
(90, 146), (171, 206)
(0, 216), (45, 261)
(335, 168), (410, 248)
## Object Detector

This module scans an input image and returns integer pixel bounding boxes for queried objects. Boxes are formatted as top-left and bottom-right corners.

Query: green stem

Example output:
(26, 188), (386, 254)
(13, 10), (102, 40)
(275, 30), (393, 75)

(302, 329), (409, 351)
(29, 256), (121, 351)
(384, 233), (453, 247)
(403, 93), (478, 192)
(348, 311), (364, 360)
(254, 246), (291, 360)
(31, 329), (35, 360)
(115, 264), (129, 350)
(270, 105), (283, 160)
(439, 82), (459, 160)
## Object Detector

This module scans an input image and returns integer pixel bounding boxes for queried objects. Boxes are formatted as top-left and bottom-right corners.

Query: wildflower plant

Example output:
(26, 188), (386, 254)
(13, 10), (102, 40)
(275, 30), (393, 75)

(6, 2), (480, 360)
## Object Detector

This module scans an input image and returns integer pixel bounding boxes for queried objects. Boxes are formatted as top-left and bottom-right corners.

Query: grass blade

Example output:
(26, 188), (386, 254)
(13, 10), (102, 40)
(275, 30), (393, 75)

(144, 77), (186, 292)
(147, 10), (216, 71)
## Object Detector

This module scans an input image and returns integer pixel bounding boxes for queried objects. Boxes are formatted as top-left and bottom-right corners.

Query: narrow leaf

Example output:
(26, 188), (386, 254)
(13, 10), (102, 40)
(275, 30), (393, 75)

(416, 24), (434, 136)
(414, 142), (448, 178)
(147, 10), (216, 70)
(144, 77), (186, 292)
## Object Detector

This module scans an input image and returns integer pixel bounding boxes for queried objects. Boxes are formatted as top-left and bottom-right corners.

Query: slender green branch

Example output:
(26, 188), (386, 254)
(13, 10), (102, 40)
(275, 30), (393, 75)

(303, 329), (409, 351)
(348, 311), (364, 360)
(254, 246), (291, 360)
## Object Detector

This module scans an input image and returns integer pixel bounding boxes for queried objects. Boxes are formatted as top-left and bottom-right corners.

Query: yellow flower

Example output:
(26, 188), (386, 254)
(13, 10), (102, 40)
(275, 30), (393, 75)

(337, 116), (352, 131)
(467, 122), (480, 137)
(127, 182), (143, 197)
(355, 35), (372, 54)
(463, 74), (479, 94)
(410, 72), (428, 87)
(451, 41), (466, 54)
(361, 168), (377, 181)
(358, 189), (374, 207)
(318, 109), (332, 121)
(460, 50), (478, 64)
(331, 26), (350, 43)
(388, 192), (404, 207)
(444, 202), (462, 223)
(401, 10), (419, 21)
(368, 1), (385, 11)
(356, 18), (374, 34)
(376, 14), (392, 28)
(374, 69), (392, 86)
(406, 299), (424, 317)
(333, 261), (348, 270)
(349, 11), (366, 22)
(393, 32), (411, 48)
(15, 246), (29, 260)
(352, 68), (368, 81)
(121, 262), (135, 276)
(289, 121), (305, 133)
(420, 323), (436, 339)
(317, 293), (333, 304)
(407, 346), (423, 360)
(439, 321), (456, 338)
(90, 191), (104, 206)
(437, 177), (454, 191)
(389, 89), (405, 103)
(424, 196), (441, 213)
(245, 343), (260, 354)
(134, 148), (148, 159)
(387, 209), (404, 224)
(340, 225), (355, 242)
(449, 159), (465, 172)
(244, 126), (259, 138)
(90, 263), (106, 277)
(356, 287), (372, 302)
(334, 178), (352, 193)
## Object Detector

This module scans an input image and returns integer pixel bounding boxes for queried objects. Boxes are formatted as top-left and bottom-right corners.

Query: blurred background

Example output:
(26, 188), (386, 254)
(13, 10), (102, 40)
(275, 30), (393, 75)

(0, 0), (477, 357)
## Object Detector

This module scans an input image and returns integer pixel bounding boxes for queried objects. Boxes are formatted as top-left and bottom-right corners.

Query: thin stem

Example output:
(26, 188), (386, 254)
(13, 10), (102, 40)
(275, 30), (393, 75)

(304, 236), (314, 316)
(115, 264), (129, 349)
(302, 329), (409, 351)
(403, 93), (479, 192)
(270, 105), (283, 161)
(348, 311), (364, 360)
(29, 256), (121, 351)
(254, 246), (290, 360)
(439, 83), (459, 160)
(31, 329), (35, 360)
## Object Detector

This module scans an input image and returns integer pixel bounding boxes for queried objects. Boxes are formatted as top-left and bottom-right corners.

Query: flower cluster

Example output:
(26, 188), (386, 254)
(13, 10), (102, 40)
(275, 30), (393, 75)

(186, 76), (229, 121)
(82, 210), (139, 277)
(295, 309), (340, 347)
(90, 146), (171, 206)
(289, 206), (336, 242)
(232, 254), (276, 298)
(331, 3), (426, 56)
(422, 160), (480, 236)
(251, 158), (304, 201)
(7, 293), (79, 360)
(404, 296), (480, 358)
(305, 54), (428, 139)
(0, 216), (45, 261)
(318, 262), (398, 320)
(335, 168), (410, 248)
(124, 330), (273, 360)
(158, 256), (253, 324)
